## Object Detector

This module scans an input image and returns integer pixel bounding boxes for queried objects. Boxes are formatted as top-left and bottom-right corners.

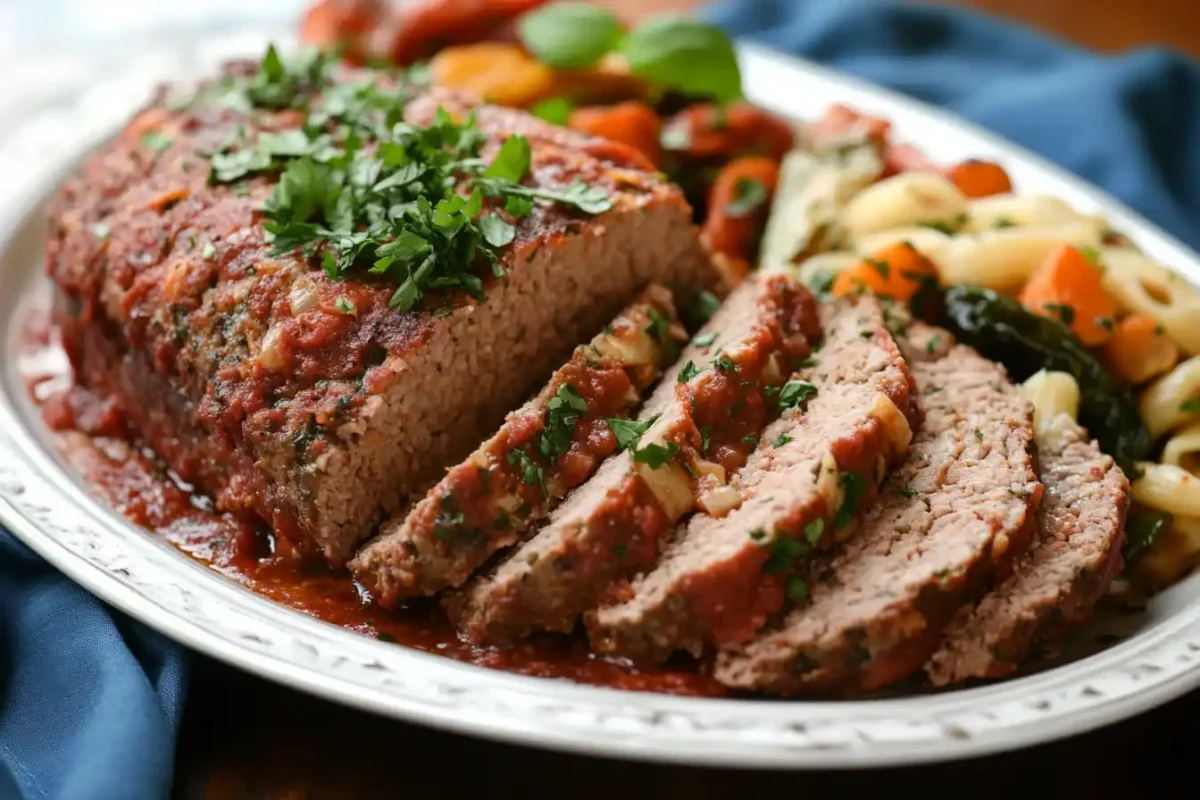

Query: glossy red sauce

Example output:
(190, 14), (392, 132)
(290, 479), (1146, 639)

(18, 294), (727, 697)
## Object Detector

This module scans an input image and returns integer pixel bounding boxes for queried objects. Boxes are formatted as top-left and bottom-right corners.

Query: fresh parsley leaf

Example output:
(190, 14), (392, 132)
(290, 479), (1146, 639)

(632, 441), (680, 469)
(518, 2), (625, 69)
(700, 425), (712, 453)
(763, 536), (807, 574)
(677, 360), (702, 383)
(645, 307), (672, 347)
(772, 432), (792, 447)
(898, 487), (919, 499)
(540, 384), (588, 462)
(834, 471), (867, 530)
(1042, 302), (1076, 326)
(507, 449), (547, 495)
(504, 195), (534, 217)
(724, 178), (767, 217)
(606, 414), (660, 451)
(334, 295), (356, 315)
(480, 214), (516, 247)
(484, 135), (532, 182)
(713, 354), (737, 372)
(777, 380), (818, 410)
(529, 97), (576, 126)
(803, 518), (824, 545)
(786, 577), (810, 603)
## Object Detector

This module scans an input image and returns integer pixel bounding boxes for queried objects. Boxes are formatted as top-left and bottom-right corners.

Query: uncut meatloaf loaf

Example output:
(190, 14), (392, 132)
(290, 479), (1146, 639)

(46, 61), (713, 565)
(351, 285), (686, 604)
(715, 323), (1041, 695)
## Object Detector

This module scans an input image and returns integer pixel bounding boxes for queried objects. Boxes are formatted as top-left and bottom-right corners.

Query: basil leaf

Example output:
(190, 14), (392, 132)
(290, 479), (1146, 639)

(518, 2), (625, 69)
(621, 15), (741, 102)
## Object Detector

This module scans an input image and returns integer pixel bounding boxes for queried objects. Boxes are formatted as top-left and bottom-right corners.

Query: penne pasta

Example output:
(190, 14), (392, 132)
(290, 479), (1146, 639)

(839, 171), (967, 238)
(852, 226), (954, 268)
(961, 193), (1085, 233)
(1021, 369), (1080, 439)
(1139, 355), (1200, 438)
(935, 220), (1104, 291)
(1100, 247), (1200, 354)
(1161, 421), (1200, 474)
(1131, 461), (1200, 517)
(794, 251), (861, 289)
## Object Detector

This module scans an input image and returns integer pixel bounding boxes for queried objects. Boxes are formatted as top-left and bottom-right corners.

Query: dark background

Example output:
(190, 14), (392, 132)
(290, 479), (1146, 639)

(175, 1), (1200, 796)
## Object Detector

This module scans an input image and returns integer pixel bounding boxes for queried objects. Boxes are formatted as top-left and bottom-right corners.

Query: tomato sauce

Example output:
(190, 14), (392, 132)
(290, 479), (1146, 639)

(17, 297), (726, 698)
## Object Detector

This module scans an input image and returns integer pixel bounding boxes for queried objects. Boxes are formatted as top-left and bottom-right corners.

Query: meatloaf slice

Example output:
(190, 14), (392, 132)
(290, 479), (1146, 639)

(714, 322), (1042, 694)
(47, 64), (712, 566)
(925, 412), (1128, 686)
(586, 297), (918, 664)
(349, 286), (685, 605)
(448, 274), (820, 645)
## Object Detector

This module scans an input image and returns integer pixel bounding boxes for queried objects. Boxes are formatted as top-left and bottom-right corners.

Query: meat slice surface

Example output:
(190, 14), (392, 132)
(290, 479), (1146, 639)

(714, 323), (1041, 694)
(47, 63), (712, 566)
(448, 274), (819, 645)
(350, 286), (685, 605)
(925, 411), (1128, 686)
(586, 297), (918, 664)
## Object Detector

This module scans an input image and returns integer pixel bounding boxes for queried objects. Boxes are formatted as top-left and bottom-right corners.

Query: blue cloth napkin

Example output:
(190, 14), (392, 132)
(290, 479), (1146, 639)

(5, 1), (1200, 797)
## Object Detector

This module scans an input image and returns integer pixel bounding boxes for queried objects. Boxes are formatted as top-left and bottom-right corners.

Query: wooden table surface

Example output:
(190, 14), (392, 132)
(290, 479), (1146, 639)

(175, 2), (1200, 797)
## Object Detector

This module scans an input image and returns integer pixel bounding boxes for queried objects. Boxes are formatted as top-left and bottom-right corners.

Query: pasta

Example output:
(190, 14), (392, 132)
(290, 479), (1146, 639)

(794, 251), (860, 287)
(1161, 421), (1200, 473)
(1134, 516), (1200, 588)
(1100, 247), (1200, 354)
(1131, 461), (1200, 517)
(1021, 369), (1080, 439)
(961, 193), (1086, 233)
(935, 220), (1104, 291)
(839, 171), (967, 238)
(1139, 355), (1200, 439)
(852, 226), (954, 266)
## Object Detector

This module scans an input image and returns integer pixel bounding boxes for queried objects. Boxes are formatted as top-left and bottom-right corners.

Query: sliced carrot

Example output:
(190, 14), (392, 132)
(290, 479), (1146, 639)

(1102, 313), (1179, 384)
(568, 101), (662, 167)
(298, 0), (384, 65)
(429, 42), (557, 107)
(699, 156), (780, 264)
(390, 0), (549, 65)
(830, 242), (939, 302)
(946, 159), (1013, 199)
(1018, 245), (1117, 346)
(661, 102), (794, 162)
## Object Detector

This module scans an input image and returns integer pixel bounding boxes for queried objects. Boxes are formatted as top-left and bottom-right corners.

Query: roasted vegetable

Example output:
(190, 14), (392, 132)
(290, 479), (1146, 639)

(938, 285), (1153, 475)
(1123, 504), (1172, 566)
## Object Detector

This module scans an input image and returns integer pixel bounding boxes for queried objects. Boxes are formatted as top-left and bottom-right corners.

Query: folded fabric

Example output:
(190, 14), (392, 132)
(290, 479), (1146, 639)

(703, 0), (1200, 250)
(5, 1), (1200, 797)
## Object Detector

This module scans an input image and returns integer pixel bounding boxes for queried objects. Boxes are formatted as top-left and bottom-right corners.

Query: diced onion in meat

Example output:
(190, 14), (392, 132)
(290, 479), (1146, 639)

(289, 276), (320, 315)
(635, 458), (694, 522)
(815, 450), (839, 515)
(694, 459), (726, 485)
(593, 330), (659, 367)
(259, 325), (285, 371)
(698, 485), (741, 516)
(870, 392), (913, 459)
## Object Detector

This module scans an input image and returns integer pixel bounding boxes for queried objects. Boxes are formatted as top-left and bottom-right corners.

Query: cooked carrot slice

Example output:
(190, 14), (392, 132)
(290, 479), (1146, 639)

(946, 159), (1013, 198)
(568, 101), (662, 167)
(1018, 245), (1117, 346)
(830, 242), (939, 302)
(699, 156), (780, 263)
(429, 42), (557, 107)
(661, 102), (794, 161)
(1102, 313), (1179, 384)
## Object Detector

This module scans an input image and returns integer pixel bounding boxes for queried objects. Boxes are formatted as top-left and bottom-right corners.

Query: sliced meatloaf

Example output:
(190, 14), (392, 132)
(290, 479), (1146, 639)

(926, 413), (1128, 686)
(714, 322), (1042, 694)
(586, 297), (918, 664)
(349, 286), (686, 605)
(448, 274), (820, 645)
(47, 62), (712, 565)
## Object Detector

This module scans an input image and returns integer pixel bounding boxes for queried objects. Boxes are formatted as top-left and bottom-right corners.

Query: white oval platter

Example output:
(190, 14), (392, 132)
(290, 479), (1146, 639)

(2, 23), (1200, 770)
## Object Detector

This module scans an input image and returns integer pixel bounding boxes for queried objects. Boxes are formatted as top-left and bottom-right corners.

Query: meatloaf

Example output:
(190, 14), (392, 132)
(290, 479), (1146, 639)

(714, 322), (1042, 694)
(448, 274), (819, 645)
(349, 285), (685, 604)
(586, 297), (918, 664)
(47, 60), (712, 565)
(926, 410), (1128, 686)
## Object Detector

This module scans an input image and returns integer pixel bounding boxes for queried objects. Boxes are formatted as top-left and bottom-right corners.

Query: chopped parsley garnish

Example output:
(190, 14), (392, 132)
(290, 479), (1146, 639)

(540, 384), (589, 462)
(749, 528), (766, 541)
(786, 577), (810, 603)
(803, 518), (824, 545)
(713, 353), (737, 372)
(1078, 245), (1101, 265)
(867, 258), (890, 279)
(1096, 316), (1115, 332)
(644, 307), (672, 348)
(632, 441), (680, 469)
(993, 216), (1017, 229)
(918, 213), (968, 235)
(606, 414), (660, 451)
(507, 449), (547, 495)
(677, 360), (702, 383)
(614, 543), (628, 558)
(777, 380), (818, 410)
(898, 487), (919, 499)
(764, 536), (808, 574)
(1180, 398), (1200, 413)
(741, 435), (759, 445)
(700, 425), (712, 453)
(772, 432), (792, 448)
(692, 331), (716, 347)
(925, 335), (941, 355)
(334, 296), (357, 315)
(805, 269), (836, 298)
(1042, 302), (1075, 325)
(724, 177), (768, 217)
(140, 131), (174, 153)
(201, 44), (612, 314)
(494, 509), (510, 530)
(974, 427), (984, 441)
(833, 471), (867, 530)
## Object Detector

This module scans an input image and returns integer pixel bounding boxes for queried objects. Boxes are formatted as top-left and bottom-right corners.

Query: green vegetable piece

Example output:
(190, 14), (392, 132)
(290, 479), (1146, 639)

(632, 441), (680, 469)
(518, 2), (626, 69)
(938, 285), (1152, 476)
(606, 414), (660, 451)
(833, 471), (867, 530)
(724, 178), (767, 217)
(1122, 503), (1172, 566)
(620, 15), (742, 103)
(529, 97), (576, 126)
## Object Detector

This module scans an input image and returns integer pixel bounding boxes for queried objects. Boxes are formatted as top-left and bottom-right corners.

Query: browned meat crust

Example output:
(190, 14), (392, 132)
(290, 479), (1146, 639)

(925, 416), (1128, 686)
(713, 323), (1041, 694)
(448, 274), (820, 645)
(46, 64), (712, 565)
(350, 286), (686, 604)
(585, 297), (918, 664)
